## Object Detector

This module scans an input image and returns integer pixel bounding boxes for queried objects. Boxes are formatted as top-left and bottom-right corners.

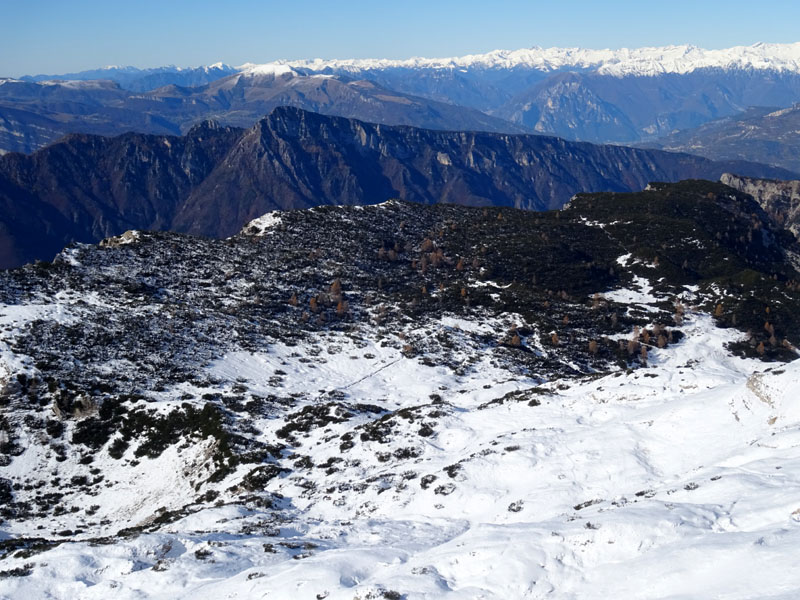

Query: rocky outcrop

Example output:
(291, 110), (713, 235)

(721, 173), (800, 237)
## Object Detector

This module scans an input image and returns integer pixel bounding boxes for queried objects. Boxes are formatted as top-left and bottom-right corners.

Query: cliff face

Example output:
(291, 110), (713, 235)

(1, 107), (798, 268)
(0, 120), (242, 267)
(721, 173), (800, 237)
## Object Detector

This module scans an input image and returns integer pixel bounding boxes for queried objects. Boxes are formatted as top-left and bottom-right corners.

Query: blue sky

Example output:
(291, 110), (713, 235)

(3, 0), (800, 76)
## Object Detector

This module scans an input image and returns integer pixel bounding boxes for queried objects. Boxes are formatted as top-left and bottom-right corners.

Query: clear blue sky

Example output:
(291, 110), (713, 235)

(3, 0), (800, 77)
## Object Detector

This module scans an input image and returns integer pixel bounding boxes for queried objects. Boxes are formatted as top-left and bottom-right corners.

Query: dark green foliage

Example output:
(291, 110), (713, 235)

(357, 404), (445, 445)
(420, 475), (437, 490)
(45, 420), (64, 438)
(72, 418), (116, 450)
(120, 403), (230, 460)
(0, 563), (33, 578)
(418, 425), (434, 437)
(567, 180), (800, 359)
(107, 438), (129, 460)
(240, 465), (290, 491)
(478, 388), (549, 410)
(0, 415), (20, 465)
(0, 478), (12, 505)
(444, 463), (463, 479)
(0, 537), (61, 560)
(276, 403), (354, 443)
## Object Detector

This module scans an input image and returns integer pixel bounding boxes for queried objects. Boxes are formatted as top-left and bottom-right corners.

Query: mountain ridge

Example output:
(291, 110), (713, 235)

(1, 106), (797, 269)
(7, 43), (800, 154)
(18, 63), (238, 92)
(0, 72), (530, 155)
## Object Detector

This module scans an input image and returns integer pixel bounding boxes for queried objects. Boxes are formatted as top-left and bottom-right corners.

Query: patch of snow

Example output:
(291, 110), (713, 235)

(604, 275), (663, 313)
(241, 211), (283, 236)
(616, 252), (632, 266)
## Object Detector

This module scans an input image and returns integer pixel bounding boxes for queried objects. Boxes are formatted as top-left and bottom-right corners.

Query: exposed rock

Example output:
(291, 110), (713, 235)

(721, 173), (800, 237)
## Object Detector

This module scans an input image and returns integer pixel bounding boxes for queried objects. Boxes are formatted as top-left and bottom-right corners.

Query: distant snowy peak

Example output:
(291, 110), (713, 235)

(36, 79), (121, 89)
(99, 63), (234, 74)
(99, 65), (141, 73)
(235, 63), (335, 80)
(237, 63), (299, 77)
(243, 42), (800, 77)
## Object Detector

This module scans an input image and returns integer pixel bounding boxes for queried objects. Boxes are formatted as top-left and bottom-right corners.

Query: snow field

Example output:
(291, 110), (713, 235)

(2, 293), (800, 598)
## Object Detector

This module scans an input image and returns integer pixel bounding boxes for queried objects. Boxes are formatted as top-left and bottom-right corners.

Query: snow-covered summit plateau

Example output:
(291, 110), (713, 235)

(1, 181), (800, 598)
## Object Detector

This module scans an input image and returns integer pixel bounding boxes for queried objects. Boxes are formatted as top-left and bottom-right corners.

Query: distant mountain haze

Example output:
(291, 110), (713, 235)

(5, 43), (800, 154)
(0, 69), (529, 155)
(19, 63), (238, 92)
(642, 105), (800, 174)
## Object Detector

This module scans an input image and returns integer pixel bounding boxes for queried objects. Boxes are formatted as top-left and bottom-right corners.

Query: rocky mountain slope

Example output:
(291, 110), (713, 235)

(2, 106), (797, 269)
(0, 79), (178, 156)
(0, 180), (799, 598)
(644, 105), (800, 174)
(0, 70), (526, 155)
(491, 69), (800, 143)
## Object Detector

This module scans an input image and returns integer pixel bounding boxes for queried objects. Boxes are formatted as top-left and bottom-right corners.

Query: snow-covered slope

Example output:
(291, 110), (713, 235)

(1, 183), (799, 598)
(2, 290), (799, 598)
(190, 313), (800, 600)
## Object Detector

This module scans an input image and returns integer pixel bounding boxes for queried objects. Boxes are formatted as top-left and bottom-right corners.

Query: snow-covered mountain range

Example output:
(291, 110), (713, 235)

(268, 41), (800, 76)
(19, 63), (237, 92)
(24, 42), (800, 83)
